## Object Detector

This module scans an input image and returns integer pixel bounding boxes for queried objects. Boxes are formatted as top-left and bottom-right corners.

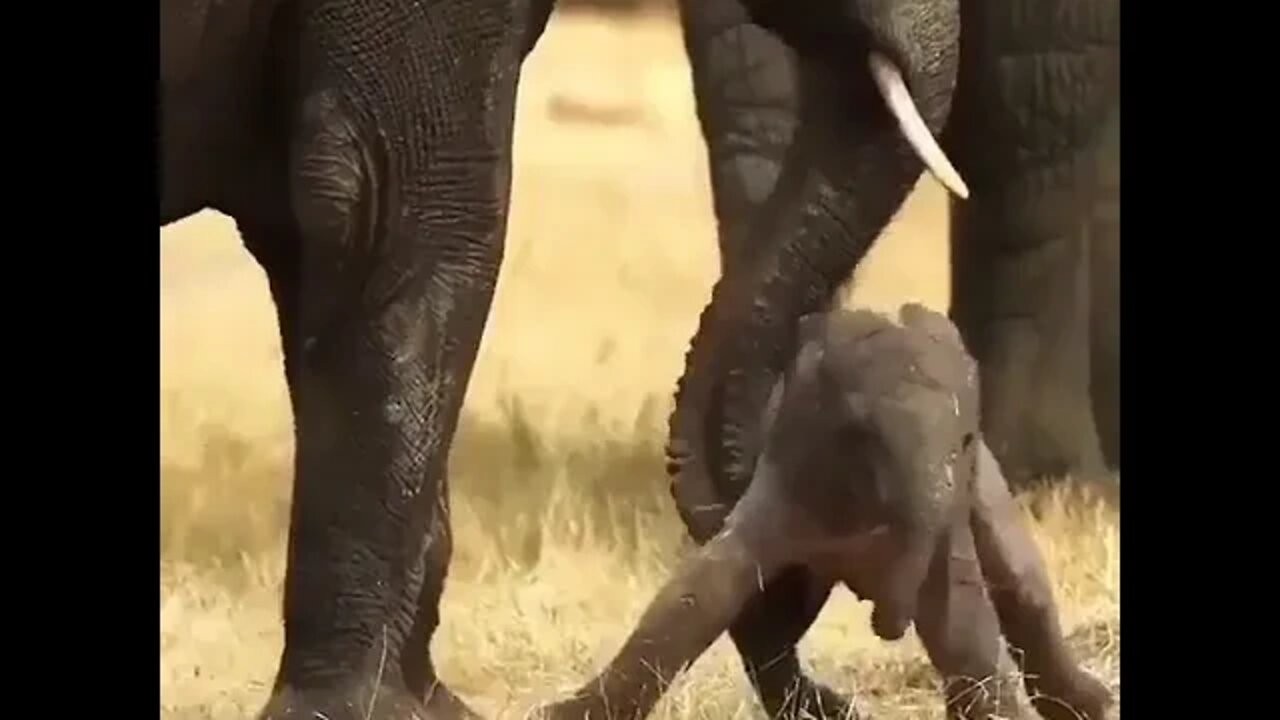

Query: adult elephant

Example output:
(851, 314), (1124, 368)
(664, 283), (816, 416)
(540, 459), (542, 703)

(160, 0), (558, 717)
(160, 1), (1111, 719)
(665, 2), (1118, 714)
(673, 0), (1121, 493)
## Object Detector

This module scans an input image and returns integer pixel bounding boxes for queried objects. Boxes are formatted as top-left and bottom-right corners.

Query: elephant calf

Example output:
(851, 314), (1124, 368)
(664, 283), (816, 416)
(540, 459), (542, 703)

(544, 304), (1112, 720)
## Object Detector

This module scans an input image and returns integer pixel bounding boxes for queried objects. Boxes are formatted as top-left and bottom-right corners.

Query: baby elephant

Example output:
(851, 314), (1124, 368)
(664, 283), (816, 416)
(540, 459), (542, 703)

(544, 304), (1112, 720)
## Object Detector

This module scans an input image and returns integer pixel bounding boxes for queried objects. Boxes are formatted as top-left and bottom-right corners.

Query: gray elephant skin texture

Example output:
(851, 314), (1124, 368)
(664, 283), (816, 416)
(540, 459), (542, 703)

(662, 5), (1118, 717)
(670, 0), (1120, 499)
(159, 0), (1118, 718)
(550, 304), (1112, 720)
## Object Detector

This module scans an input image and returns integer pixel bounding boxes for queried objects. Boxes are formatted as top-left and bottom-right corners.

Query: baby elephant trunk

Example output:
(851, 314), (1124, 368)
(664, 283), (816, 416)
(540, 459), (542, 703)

(872, 458), (956, 640)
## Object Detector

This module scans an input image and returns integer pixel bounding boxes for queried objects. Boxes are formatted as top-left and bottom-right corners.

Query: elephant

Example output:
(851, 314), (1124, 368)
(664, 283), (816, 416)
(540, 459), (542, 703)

(544, 304), (1112, 720)
(161, 0), (559, 717)
(670, 0), (1121, 492)
(660, 2), (1119, 711)
(160, 0), (1115, 718)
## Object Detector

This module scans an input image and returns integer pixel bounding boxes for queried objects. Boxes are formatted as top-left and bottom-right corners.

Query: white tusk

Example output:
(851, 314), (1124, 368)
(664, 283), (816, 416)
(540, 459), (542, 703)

(868, 51), (970, 200)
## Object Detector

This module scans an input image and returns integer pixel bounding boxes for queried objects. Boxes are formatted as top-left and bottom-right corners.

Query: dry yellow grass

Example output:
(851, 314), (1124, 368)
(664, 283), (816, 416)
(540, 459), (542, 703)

(159, 10), (1119, 720)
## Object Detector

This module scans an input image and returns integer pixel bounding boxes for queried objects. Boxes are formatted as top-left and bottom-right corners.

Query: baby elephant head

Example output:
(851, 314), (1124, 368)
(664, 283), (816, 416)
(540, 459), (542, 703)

(542, 306), (1114, 720)
(541, 305), (1016, 720)
(738, 302), (980, 640)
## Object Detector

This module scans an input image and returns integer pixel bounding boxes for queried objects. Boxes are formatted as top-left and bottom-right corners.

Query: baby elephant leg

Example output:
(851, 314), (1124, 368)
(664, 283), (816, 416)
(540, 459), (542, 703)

(728, 567), (858, 720)
(543, 488), (793, 720)
(970, 443), (1113, 720)
(914, 519), (1038, 720)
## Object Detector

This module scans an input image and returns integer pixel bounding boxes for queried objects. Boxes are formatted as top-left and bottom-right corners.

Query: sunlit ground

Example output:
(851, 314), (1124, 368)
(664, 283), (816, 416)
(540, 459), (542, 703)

(159, 11), (1119, 719)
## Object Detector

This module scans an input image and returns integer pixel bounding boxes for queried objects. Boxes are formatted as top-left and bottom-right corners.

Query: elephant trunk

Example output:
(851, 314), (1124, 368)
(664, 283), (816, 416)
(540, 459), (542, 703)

(871, 456), (960, 640)
(667, 0), (963, 538)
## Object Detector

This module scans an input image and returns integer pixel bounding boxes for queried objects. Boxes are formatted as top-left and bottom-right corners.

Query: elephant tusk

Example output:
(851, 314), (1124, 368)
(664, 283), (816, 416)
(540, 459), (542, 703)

(868, 52), (970, 200)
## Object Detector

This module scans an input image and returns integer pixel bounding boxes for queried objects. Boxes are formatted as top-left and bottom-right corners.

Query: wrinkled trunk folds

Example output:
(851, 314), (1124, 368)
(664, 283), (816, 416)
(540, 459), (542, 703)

(667, 0), (963, 542)
(676, 0), (799, 276)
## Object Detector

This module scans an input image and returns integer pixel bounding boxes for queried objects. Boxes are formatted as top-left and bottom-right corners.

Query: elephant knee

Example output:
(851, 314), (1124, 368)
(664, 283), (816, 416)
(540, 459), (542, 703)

(290, 90), (371, 250)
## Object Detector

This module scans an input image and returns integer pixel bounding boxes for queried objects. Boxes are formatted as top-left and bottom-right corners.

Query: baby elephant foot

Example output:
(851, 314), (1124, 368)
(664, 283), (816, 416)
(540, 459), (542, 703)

(257, 679), (441, 720)
(1028, 668), (1112, 720)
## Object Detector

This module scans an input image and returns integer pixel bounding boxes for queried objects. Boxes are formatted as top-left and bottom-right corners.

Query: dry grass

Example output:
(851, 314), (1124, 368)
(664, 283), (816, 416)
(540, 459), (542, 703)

(159, 10), (1119, 720)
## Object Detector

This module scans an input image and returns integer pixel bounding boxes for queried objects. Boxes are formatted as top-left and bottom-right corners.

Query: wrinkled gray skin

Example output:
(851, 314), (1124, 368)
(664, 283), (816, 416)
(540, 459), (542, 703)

(662, 5), (1119, 715)
(161, 0), (556, 717)
(669, 0), (1121, 495)
(547, 305), (1112, 720)
(160, 0), (1109, 717)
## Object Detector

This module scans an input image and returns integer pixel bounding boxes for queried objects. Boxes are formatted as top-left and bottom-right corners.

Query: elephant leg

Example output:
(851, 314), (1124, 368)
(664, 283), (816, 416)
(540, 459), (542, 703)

(728, 566), (858, 720)
(970, 442), (1112, 720)
(545, 478), (809, 720)
(676, 0), (799, 275)
(1089, 111), (1120, 472)
(946, 0), (1120, 488)
(914, 519), (1036, 720)
(252, 81), (508, 720)
(400, 501), (477, 718)
(949, 186), (1103, 488)
(243, 213), (483, 720)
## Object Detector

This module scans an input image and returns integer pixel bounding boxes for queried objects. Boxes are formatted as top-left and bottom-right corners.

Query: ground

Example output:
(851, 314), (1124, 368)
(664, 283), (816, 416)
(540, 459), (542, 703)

(159, 10), (1120, 719)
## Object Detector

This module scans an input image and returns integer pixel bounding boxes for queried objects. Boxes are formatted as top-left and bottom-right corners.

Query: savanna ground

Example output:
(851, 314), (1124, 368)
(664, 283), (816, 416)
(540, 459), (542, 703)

(159, 9), (1120, 720)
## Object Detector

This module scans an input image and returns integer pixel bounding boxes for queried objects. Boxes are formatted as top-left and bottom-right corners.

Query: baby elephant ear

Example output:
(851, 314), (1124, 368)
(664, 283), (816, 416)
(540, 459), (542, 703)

(899, 302), (963, 347)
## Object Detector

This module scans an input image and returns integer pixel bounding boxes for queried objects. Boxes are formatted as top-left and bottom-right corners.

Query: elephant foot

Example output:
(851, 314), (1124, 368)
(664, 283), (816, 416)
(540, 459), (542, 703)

(257, 678), (460, 720)
(1028, 668), (1113, 720)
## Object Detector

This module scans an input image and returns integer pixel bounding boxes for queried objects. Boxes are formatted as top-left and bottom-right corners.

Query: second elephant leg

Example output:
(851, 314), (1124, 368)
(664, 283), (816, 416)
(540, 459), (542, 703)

(946, 0), (1119, 488)
(949, 168), (1105, 487)
(545, 522), (789, 720)
(914, 521), (1035, 720)
(970, 441), (1112, 720)
(253, 87), (509, 720)
(728, 566), (857, 720)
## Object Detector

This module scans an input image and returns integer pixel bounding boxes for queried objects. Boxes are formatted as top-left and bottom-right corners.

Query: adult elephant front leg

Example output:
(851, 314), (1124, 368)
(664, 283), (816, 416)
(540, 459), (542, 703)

(262, 126), (504, 720)
(257, 16), (518, 720)
(946, 0), (1120, 488)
